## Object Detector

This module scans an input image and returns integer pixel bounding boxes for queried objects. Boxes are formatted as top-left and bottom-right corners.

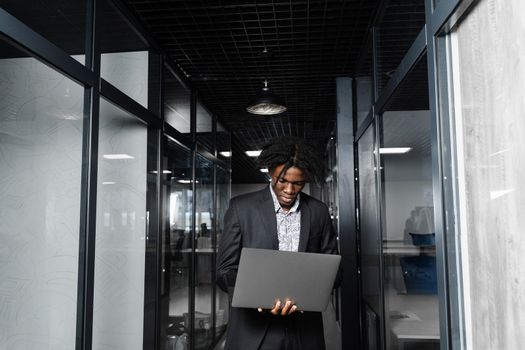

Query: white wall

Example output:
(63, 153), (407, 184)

(384, 181), (433, 241)
(383, 155), (433, 241)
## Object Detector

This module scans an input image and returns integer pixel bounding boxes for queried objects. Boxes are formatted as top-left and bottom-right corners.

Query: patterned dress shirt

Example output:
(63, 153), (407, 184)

(269, 186), (301, 252)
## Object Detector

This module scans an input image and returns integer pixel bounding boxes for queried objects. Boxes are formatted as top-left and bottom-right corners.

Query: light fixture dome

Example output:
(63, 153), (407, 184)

(246, 80), (287, 115)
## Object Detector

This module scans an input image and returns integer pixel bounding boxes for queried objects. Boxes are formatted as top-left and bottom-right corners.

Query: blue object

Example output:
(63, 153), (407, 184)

(409, 232), (435, 246)
(400, 255), (437, 294)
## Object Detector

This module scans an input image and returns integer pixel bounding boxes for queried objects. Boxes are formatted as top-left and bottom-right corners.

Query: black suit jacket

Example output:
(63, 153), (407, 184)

(216, 186), (338, 350)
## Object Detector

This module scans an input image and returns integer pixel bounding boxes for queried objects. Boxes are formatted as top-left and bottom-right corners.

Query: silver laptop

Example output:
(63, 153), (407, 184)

(231, 248), (341, 312)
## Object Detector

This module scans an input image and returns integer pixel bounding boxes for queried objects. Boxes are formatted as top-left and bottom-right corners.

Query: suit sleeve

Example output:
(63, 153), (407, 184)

(216, 198), (242, 298)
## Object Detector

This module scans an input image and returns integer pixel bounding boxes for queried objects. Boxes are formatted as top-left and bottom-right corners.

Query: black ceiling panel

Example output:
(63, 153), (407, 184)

(123, 0), (379, 182)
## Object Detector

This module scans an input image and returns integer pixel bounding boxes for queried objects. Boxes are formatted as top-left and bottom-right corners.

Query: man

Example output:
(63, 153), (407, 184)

(217, 137), (338, 350)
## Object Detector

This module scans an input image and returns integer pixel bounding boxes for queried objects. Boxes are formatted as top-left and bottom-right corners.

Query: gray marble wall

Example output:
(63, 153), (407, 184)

(453, 0), (525, 348)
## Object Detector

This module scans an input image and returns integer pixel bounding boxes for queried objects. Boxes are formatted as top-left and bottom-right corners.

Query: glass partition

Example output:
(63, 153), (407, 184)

(380, 55), (440, 350)
(358, 122), (383, 347)
(1, 2), (233, 349)
(196, 102), (213, 153)
(0, 39), (84, 350)
(194, 154), (215, 349)
(98, 0), (149, 107)
(160, 140), (193, 350)
(92, 98), (148, 350)
(164, 69), (191, 134)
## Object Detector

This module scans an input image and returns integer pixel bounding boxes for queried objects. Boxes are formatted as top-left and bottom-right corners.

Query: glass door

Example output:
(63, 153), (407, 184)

(380, 55), (440, 350)
(194, 154), (215, 349)
(160, 139), (193, 350)
(358, 121), (383, 349)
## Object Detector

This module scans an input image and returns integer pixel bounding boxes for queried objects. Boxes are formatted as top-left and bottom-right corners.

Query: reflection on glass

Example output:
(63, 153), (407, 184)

(216, 166), (231, 334)
(194, 155), (214, 349)
(2, 0), (86, 64)
(0, 40), (84, 349)
(358, 124), (382, 319)
(380, 56), (440, 350)
(98, 0), (149, 107)
(93, 98), (148, 350)
(164, 67), (191, 133)
(161, 140), (192, 350)
(376, 0), (426, 95)
(197, 102), (213, 152)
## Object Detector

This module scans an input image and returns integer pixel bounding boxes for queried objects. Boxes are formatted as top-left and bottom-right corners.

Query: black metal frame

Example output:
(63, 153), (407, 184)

(142, 50), (163, 350)
(426, 1), (479, 349)
(335, 77), (361, 349)
(77, 1), (99, 348)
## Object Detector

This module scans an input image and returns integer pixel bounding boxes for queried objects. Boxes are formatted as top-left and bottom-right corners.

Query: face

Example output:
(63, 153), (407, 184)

(270, 164), (306, 210)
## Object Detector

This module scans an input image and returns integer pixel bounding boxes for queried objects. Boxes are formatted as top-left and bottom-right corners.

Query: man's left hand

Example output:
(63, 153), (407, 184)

(257, 299), (302, 316)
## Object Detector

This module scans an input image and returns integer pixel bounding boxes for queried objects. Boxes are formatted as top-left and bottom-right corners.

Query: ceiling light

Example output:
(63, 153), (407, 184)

(150, 170), (172, 174)
(379, 147), (412, 154)
(260, 168), (269, 173)
(177, 179), (200, 184)
(103, 154), (134, 160)
(246, 80), (287, 115)
(245, 150), (262, 157)
(257, 47), (273, 58)
(219, 151), (232, 157)
(102, 182), (116, 185)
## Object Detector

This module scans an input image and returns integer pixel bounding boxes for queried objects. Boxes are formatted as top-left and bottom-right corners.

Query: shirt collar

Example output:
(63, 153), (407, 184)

(269, 185), (300, 213)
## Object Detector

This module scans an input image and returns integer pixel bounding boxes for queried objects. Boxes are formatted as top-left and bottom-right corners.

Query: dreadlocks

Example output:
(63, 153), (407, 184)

(257, 136), (325, 184)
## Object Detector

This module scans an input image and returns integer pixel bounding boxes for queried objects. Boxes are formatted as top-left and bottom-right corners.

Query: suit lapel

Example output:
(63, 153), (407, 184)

(298, 196), (310, 252)
(257, 186), (279, 249)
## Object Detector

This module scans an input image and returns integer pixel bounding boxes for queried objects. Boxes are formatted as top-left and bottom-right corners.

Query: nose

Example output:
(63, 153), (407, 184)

(283, 182), (295, 194)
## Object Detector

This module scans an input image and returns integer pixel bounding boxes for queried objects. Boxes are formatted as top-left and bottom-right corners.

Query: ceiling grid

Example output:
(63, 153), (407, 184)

(123, 0), (425, 182)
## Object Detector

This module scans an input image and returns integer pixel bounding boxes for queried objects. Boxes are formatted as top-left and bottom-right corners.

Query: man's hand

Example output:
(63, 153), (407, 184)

(257, 299), (301, 316)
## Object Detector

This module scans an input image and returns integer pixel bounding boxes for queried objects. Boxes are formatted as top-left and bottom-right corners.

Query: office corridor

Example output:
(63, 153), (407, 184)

(1, 0), (525, 349)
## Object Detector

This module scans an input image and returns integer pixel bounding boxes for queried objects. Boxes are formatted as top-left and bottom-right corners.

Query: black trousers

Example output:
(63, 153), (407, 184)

(258, 316), (300, 350)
